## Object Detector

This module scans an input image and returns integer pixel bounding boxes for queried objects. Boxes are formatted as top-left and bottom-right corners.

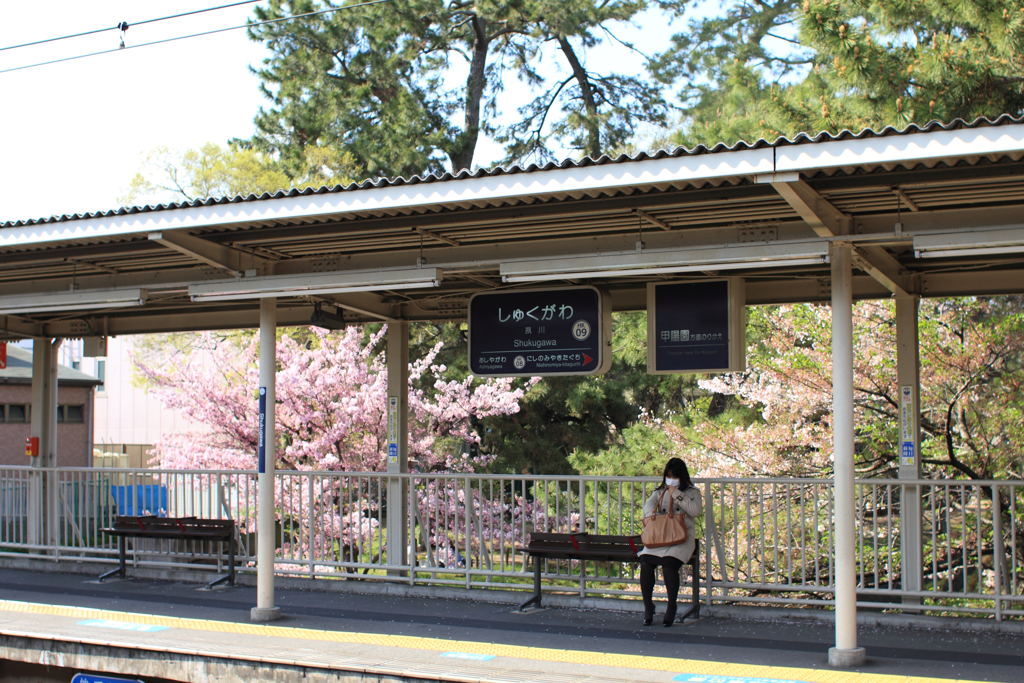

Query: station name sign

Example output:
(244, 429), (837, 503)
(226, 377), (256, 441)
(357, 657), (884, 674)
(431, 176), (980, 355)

(647, 278), (746, 374)
(469, 286), (612, 377)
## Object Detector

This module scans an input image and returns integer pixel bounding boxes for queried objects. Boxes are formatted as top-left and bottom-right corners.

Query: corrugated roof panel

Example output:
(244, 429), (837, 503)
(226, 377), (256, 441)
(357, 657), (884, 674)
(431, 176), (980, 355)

(4, 114), (1021, 231)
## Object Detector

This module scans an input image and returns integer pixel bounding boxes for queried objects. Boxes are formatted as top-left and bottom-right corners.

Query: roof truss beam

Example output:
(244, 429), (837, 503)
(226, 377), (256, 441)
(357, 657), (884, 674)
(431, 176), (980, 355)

(756, 173), (851, 237)
(852, 245), (914, 296)
(321, 292), (397, 322)
(632, 209), (672, 231)
(0, 315), (40, 338)
(148, 231), (271, 274)
(414, 227), (460, 247)
(755, 173), (916, 294)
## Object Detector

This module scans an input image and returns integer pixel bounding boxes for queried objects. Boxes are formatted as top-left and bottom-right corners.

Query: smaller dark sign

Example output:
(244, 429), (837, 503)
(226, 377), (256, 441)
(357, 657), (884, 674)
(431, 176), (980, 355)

(648, 279), (745, 374)
(469, 286), (611, 377)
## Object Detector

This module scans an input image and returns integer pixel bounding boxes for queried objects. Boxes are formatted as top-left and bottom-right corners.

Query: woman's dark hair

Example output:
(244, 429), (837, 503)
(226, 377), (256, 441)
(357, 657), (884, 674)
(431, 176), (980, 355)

(660, 457), (693, 490)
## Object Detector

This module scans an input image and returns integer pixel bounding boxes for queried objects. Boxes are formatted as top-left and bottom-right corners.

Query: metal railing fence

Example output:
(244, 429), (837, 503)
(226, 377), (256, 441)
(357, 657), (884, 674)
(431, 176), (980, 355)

(2, 466), (1022, 619)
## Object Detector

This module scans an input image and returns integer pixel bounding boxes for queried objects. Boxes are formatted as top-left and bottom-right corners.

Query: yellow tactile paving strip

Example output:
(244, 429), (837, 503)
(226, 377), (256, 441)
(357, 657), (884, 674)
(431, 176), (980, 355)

(0, 599), (989, 683)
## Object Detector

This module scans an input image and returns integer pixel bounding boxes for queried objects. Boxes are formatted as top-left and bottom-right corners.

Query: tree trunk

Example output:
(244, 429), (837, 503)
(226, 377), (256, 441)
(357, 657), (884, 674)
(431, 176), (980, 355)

(450, 16), (489, 172)
(557, 35), (601, 159)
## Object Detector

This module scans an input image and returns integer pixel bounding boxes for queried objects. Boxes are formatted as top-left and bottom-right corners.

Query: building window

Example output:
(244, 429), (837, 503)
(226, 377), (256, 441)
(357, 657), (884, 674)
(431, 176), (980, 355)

(96, 359), (106, 393)
(4, 404), (29, 423)
(58, 405), (84, 423)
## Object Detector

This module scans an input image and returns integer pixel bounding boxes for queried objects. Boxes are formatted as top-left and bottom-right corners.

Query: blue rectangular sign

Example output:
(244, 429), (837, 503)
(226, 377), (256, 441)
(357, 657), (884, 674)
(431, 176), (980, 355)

(468, 286), (610, 377)
(71, 675), (144, 683)
(258, 387), (267, 473)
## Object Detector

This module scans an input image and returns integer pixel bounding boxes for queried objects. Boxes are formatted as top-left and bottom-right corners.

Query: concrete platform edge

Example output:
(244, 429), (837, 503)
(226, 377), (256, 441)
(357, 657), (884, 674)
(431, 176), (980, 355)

(0, 632), (420, 683)
(5, 555), (1024, 636)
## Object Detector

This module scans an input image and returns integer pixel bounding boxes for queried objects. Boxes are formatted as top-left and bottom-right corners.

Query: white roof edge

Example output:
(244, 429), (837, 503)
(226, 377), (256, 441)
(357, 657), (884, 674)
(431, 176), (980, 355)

(2, 150), (775, 249)
(775, 123), (1024, 171)
(4, 122), (1024, 250)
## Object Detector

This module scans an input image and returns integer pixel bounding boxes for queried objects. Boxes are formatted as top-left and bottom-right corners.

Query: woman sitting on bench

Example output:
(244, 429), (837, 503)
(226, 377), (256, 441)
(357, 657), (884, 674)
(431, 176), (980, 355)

(639, 457), (703, 627)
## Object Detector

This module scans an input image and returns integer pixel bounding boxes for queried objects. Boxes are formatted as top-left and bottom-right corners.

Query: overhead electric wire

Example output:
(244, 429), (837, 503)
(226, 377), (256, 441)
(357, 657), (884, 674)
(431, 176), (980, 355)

(0, 0), (391, 75)
(0, 0), (262, 53)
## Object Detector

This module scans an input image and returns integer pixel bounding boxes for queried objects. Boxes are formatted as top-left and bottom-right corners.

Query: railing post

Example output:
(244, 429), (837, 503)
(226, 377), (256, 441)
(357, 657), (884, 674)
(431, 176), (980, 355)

(308, 473), (316, 580)
(409, 474), (418, 586)
(703, 481), (712, 606)
(579, 477), (586, 598)
(464, 476), (473, 590)
(993, 484), (1003, 621)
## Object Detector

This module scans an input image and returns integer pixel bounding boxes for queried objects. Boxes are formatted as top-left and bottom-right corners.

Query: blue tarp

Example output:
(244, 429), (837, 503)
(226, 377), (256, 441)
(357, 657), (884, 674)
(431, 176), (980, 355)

(110, 485), (167, 517)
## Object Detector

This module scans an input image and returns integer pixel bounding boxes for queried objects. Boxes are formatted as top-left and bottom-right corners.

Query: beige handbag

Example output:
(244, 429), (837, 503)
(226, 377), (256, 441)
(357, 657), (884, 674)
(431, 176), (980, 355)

(641, 486), (688, 548)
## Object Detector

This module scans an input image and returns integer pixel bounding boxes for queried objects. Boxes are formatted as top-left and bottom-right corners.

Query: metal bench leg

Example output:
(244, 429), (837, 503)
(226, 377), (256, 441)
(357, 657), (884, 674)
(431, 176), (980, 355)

(518, 558), (543, 612)
(100, 537), (127, 582)
(207, 536), (236, 589)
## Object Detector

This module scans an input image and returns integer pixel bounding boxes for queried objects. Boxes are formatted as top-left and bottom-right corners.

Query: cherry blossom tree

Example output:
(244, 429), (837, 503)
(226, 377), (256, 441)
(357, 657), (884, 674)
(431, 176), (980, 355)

(134, 325), (524, 473)
(666, 298), (1024, 481)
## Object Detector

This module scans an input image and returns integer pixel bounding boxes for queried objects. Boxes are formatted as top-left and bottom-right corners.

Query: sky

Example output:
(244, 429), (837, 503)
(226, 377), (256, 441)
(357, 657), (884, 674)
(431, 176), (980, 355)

(0, 1), (686, 224)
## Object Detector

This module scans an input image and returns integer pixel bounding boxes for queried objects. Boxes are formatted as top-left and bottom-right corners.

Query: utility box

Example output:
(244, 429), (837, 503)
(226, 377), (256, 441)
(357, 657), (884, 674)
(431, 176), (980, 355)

(25, 437), (39, 457)
(83, 337), (107, 357)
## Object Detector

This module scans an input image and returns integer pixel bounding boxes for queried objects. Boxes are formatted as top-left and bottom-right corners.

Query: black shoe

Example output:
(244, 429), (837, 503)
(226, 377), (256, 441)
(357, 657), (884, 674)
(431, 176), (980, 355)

(662, 617), (673, 627)
(643, 616), (653, 626)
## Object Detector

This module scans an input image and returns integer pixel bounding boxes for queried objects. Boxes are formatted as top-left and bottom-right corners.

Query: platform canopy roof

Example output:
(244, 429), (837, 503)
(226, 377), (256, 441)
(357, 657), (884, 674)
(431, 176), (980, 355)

(2, 115), (1024, 339)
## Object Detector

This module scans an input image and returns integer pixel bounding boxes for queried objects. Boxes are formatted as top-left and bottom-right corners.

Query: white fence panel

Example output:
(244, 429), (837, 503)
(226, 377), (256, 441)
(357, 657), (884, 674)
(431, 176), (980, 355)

(1, 466), (1020, 619)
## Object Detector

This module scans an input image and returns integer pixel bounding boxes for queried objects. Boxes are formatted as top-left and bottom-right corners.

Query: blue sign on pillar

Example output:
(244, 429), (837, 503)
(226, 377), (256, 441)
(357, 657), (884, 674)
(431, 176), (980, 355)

(258, 387), (267, 474)
(71, 674), (145, 683)
(647, 279), (746, 374)
(468, 286), (612, 377)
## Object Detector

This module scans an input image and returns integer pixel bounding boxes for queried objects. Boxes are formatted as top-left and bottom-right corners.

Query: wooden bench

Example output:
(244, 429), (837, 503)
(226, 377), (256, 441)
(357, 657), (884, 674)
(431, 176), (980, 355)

(100, 516), (236, 589)
(517, 532), (699, 621)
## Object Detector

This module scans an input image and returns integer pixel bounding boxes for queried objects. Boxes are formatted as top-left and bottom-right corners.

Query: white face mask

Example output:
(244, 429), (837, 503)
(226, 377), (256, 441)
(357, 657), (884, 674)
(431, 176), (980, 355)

(665, 477), (680, 487)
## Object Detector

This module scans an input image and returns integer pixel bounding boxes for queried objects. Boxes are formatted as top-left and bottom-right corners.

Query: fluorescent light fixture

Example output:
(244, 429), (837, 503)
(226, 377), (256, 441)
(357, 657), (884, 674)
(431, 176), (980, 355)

(0, 288), (147, 316)
(915, 228), (1024, 259)
(500, 242), (829, 283)
(189, 267), (443, 302)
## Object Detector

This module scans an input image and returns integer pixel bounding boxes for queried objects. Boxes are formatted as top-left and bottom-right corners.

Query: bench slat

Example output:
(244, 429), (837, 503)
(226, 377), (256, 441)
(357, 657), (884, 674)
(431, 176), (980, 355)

(99, 515), (237, 589)
(103, 516), (234, 541)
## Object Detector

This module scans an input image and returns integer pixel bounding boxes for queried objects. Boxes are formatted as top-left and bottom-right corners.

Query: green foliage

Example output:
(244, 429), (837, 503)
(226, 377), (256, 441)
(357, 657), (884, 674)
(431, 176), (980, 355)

(119, 142), (358, 206)
(798, 0), (1024, 130)
(568, 417), (678, 477)
(482, 312), (699, 474)
(655, 0), (1024, 147)
(668, 298), (1024, 481)
(247, 0), (667, 176)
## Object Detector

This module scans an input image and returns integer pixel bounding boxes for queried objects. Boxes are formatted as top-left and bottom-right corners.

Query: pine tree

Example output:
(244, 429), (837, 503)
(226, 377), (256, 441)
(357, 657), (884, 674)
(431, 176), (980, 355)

(246, 0), (667, 177)
(654, 0), (1024, 147)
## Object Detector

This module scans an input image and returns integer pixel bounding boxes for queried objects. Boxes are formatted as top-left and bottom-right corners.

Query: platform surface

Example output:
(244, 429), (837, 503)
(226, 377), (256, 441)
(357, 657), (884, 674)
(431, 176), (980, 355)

(0, 566), (1021, 683)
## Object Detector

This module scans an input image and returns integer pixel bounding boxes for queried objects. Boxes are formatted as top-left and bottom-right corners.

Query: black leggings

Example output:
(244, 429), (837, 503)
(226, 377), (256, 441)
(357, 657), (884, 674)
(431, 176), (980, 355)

(639, 554), (684, 618)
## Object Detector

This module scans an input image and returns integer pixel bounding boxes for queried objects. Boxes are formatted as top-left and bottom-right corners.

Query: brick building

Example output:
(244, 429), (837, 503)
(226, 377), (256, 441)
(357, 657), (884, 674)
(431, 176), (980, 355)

(0, 344), (101, 467)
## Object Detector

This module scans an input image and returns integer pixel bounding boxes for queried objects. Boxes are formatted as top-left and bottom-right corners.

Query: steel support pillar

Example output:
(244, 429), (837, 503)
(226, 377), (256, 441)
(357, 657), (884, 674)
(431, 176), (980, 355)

(896, 292), (922, 602)
(252, 299), (281, 622)
(828, 243), (866, 667)
(29, 338), (61, 551)
(386, 321), (409, 574)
